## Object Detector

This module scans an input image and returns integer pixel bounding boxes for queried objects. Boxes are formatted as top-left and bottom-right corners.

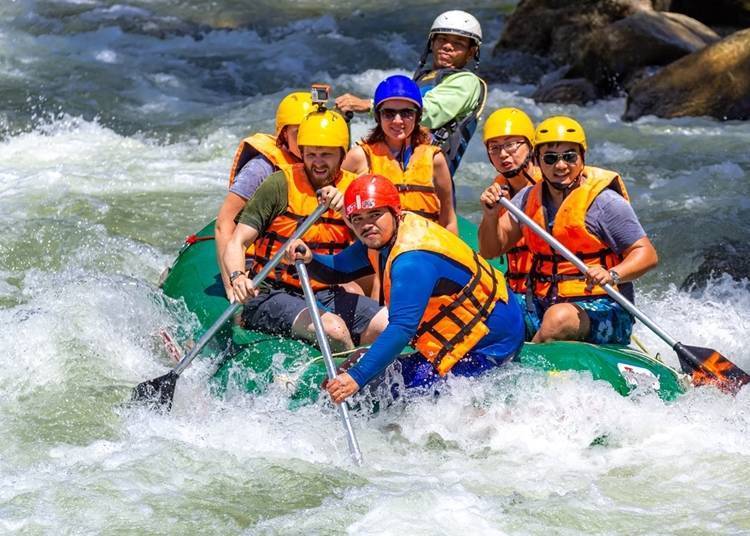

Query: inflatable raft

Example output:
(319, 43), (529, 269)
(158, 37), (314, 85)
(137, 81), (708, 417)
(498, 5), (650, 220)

(159, 217), (687, 404)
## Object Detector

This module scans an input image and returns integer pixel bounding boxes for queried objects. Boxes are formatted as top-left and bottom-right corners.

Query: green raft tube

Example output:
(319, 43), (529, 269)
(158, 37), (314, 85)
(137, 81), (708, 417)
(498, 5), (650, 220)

(159, 217), (687, 404)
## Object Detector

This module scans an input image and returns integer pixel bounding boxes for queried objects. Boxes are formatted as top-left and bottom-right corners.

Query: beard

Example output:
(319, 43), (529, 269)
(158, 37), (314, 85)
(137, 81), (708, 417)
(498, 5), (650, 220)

(304, 164), (339, 189)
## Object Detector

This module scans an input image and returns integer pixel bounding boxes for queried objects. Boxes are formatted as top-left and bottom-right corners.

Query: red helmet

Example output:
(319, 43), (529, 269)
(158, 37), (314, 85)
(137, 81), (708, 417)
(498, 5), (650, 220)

(344, 174), (401, 218)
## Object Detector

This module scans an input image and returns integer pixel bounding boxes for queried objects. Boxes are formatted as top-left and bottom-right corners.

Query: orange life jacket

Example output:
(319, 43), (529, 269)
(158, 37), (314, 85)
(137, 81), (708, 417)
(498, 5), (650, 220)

(360, 141), (442, 222)
(228, 133), (298, 187)
(493, 165), (542, 293)
(250, 164), (356, 291)
(369, 212), (509, 375)
(522, 166), (630, 302)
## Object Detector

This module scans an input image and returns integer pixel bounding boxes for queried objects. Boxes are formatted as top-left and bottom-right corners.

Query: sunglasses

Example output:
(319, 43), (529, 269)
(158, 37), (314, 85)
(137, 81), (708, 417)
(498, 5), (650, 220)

(379, 108), (418, 121)
(541, 151), (580, 165)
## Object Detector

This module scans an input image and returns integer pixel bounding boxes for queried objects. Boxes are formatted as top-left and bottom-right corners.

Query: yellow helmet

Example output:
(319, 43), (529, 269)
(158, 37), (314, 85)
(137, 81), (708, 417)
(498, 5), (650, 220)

(297, 110), (350, 152)
(534, 116), (587, 152)
(483, 107), (535, 146)
(275, 92), (313, 135)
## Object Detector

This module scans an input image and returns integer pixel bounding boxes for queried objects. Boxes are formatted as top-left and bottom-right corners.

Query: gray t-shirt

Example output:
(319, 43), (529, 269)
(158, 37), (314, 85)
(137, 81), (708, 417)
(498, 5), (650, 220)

(510, 185), (645, 255)
(228, 154), (275, 200)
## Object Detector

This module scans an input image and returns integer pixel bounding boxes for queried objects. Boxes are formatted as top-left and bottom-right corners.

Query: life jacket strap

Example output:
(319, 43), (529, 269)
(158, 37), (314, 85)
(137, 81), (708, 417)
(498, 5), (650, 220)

(415, 252), (498, 370)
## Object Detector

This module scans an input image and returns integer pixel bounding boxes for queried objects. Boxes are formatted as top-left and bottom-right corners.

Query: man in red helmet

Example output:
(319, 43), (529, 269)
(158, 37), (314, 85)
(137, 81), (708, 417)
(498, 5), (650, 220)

(287, 174), (524, 403)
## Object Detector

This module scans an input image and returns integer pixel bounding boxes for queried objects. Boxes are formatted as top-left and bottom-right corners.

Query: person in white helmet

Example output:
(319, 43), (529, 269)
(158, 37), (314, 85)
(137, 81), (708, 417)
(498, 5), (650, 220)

(335, 10), (486, 178)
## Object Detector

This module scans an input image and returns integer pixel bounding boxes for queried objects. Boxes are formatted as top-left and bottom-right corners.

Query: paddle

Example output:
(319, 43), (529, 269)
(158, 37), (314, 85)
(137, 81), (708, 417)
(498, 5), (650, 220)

(294, 247), (364, 466)
(131, 202), (331, 411)
(497, 196), (750, 394)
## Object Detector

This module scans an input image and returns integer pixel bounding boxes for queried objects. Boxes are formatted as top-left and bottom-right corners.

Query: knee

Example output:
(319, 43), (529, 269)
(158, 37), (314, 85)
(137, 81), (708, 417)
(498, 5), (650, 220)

(321, 313), (352, 343)
(368, 308), (389, 335)
(359, 307), (388, 345)
(536, 304), (584, 342)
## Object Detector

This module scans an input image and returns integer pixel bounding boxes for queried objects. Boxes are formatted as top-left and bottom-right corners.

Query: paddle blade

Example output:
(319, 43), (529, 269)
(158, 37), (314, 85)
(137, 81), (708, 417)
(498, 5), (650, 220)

(676, 343), (750, 394)
(130, 370), (178, 411)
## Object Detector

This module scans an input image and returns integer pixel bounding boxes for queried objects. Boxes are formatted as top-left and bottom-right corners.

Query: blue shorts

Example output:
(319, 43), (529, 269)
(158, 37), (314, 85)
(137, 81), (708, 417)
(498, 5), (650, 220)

(241, 286), (382, 345)
(515, 293), (634, 345)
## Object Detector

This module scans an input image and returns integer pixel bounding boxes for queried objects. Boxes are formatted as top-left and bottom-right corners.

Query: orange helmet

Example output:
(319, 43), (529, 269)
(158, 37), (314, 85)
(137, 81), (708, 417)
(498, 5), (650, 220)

(344, 174), (401, 218)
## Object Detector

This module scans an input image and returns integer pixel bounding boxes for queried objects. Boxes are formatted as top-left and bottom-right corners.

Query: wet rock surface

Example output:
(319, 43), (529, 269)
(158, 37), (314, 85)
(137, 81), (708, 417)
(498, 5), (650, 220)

(623, 28), (750, 120)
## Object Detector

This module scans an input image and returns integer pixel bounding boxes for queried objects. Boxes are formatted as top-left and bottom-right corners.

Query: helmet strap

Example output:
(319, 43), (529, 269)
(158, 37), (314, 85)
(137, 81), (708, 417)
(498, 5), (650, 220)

(416, 39), (431, 72)
(543, 172), (581, 198)
(496, 151), (531, 178)
(535, 148), (585, 196)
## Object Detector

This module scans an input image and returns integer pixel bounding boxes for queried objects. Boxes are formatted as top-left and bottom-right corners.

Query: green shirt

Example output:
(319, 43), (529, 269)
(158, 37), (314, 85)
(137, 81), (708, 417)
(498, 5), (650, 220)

(420, 71), (482, 130)
(236, 170), (289, 235)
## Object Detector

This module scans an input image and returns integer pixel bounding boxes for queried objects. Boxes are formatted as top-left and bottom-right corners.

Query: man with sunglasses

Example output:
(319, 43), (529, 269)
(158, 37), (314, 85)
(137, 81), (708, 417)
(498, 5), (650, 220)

(335, 10), (486, 177)
(484, 116), (658, 345)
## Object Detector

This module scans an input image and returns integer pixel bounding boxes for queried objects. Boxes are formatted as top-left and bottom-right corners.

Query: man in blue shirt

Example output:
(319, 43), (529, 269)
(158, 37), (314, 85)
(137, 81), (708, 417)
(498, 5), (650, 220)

(288, 174), (524, 403)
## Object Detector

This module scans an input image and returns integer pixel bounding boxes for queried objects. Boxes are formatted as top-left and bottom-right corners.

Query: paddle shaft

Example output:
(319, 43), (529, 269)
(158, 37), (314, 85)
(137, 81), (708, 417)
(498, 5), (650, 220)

(295, 258), (364, 466)
(497, 197), (704, 366)
(172, 203), (331, 377)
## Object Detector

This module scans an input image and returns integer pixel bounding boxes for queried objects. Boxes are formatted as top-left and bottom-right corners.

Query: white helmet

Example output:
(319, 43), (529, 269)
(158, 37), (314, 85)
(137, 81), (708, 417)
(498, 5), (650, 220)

(429, 10), (482, 46)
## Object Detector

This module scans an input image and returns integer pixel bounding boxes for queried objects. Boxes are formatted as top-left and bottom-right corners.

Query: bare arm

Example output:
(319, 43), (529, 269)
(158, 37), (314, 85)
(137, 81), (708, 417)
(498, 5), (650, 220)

(334, 94), (372, 114)
(215, 192), (249, 300)
(585, 236), (659, 289)
(222, 222), (260, 303)
(615, 236), (659, 281)
(433, 152), (457, 234)
(496, 212), (523, 255)
(478, 184), (522, 258)
(341, 145), (369, 176)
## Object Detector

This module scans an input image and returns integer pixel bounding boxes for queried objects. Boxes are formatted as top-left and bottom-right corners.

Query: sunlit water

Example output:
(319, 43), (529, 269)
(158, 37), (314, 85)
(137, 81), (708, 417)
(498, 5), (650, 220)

(1, 1), (749, 534)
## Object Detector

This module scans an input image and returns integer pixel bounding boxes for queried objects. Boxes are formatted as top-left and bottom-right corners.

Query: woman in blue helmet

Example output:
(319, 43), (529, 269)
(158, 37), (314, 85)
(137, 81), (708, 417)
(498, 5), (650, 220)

(342, 74), (457, 233)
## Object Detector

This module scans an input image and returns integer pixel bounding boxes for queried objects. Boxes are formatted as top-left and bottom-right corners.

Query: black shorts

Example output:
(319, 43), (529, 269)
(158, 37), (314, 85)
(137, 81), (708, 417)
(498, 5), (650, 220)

(241, 285), (382, 345)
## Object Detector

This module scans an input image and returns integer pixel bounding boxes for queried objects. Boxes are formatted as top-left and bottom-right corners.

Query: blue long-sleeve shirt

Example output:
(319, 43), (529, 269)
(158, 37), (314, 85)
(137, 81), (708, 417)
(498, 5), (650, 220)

(308, 241), (524, 387)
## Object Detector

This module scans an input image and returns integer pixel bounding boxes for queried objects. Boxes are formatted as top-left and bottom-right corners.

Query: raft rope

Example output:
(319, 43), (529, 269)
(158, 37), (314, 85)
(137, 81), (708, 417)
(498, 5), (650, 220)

(273, 346), (371, 391)
(631, 334), (662, 362)
(185, 234), (215, 244)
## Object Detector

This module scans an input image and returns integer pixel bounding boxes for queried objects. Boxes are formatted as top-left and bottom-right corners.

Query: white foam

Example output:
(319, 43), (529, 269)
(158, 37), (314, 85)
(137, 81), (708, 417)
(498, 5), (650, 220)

(0, 3), (749, 532)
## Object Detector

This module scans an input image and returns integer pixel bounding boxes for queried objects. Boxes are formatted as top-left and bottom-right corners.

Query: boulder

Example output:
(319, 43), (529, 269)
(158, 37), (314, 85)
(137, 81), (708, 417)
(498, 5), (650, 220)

(577, 11), (719, 91)
(623, 28), (750, 120)
(531, 77), (600, 104)
(481, 49), (557, 85)
(495, 0), (653, 65)
(681, 238), (750, 291)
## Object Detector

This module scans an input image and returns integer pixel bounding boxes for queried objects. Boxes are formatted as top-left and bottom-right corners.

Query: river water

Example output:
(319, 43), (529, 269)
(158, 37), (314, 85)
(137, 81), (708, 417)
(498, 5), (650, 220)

(1, 1), (749, 534)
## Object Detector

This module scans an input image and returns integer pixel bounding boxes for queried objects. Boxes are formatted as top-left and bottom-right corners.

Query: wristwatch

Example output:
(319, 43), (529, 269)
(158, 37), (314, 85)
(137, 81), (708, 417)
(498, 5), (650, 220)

(229, 270), (246, 284)
(608, 269), (622, 285)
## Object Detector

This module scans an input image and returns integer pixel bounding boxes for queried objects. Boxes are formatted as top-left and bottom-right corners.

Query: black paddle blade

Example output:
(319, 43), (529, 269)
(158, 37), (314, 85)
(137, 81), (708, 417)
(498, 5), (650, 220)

(130, 370), (178, 411)
(675, 343), (750, 395)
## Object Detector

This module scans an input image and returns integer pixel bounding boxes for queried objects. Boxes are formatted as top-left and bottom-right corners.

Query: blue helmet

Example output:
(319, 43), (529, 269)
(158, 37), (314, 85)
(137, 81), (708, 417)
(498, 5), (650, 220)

(373, 75), (423, 110)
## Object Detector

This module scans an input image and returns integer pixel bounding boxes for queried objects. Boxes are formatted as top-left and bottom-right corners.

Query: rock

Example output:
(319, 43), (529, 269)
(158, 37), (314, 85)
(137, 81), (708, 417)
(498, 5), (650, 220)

(667, 0), (750, 28)
(496, 0), (653, 65)
(577, 11), (719, 92)
(482, 50), (557, 85)
(621, 64), (662, 91)
(681, 238), (750, 291)
(531, 77), (600, 104)
(623, 28), (750, 120)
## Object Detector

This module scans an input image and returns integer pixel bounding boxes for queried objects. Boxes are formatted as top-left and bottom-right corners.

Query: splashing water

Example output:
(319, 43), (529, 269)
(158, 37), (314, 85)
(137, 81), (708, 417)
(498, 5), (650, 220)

(1, 1), (749, 533)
